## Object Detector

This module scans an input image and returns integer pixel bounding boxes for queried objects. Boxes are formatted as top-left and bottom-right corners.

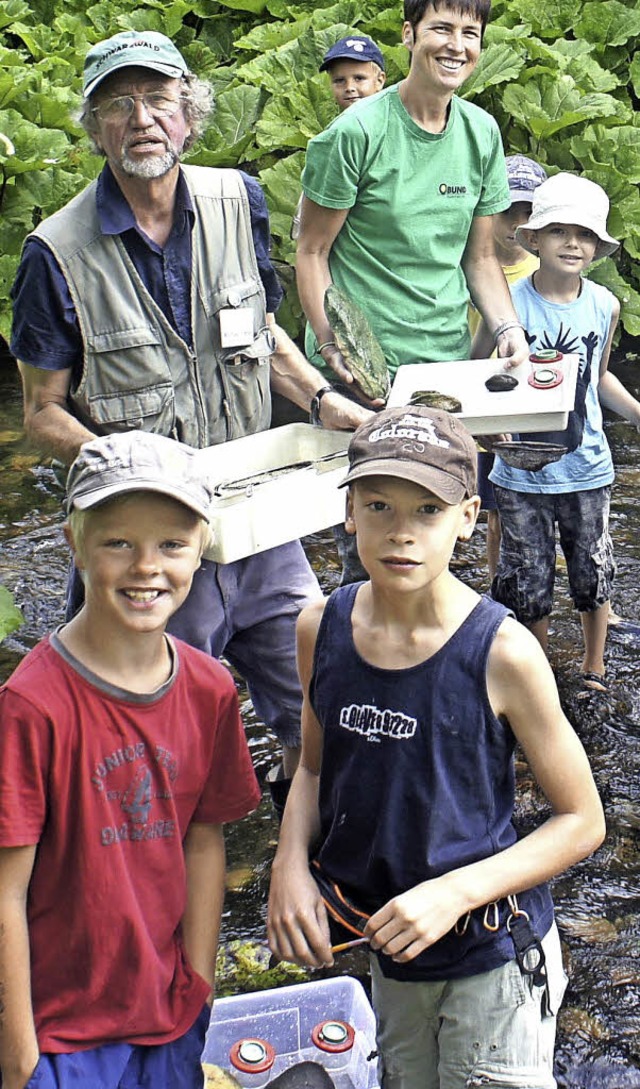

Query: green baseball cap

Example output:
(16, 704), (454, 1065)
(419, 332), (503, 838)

(83, 30), (188, 98)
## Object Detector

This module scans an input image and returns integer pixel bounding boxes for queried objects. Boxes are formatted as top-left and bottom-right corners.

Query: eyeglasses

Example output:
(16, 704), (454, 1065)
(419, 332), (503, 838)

(91, 92), (187, 122)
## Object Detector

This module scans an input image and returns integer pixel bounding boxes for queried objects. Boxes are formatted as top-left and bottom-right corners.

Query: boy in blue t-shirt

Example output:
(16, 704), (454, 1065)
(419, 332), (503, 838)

(473, 172), (640, 694)
(267, 405), (605, 1089)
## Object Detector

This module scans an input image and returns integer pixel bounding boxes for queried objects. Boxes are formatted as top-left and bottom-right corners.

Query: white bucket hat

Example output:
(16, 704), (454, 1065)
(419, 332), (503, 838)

(515, 172), (619, 260)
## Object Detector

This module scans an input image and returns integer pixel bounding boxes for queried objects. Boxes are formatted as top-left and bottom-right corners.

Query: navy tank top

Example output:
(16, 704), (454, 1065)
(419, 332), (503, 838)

(310, 585), (554, 981)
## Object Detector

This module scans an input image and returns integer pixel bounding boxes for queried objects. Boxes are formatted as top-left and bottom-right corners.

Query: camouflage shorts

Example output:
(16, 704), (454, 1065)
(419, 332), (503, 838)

(492, 485), (615, 622)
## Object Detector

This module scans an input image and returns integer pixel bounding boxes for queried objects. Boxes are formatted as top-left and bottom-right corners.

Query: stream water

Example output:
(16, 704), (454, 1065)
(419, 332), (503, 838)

(0, 352), (638, 1087)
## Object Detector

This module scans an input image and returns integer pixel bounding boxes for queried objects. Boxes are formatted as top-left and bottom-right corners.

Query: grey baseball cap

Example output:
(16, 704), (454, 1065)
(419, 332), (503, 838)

(66, 431), (214, 521)
(83, 30), (188, 98)
(506, 155), (547, 204)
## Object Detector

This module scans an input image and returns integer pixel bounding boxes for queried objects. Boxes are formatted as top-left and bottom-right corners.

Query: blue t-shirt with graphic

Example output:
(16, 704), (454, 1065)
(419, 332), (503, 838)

(490, 275), (615, 494)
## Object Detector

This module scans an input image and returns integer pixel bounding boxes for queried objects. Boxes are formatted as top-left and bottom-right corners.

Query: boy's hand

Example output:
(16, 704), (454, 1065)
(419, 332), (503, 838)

(365, 878), (465, 963)
(267, 863), (334, 969)
(477, 432), (512, 452)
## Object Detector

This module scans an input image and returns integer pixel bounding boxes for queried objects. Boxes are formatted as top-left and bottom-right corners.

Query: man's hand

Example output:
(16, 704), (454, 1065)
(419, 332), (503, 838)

(318, 391), (374, 431)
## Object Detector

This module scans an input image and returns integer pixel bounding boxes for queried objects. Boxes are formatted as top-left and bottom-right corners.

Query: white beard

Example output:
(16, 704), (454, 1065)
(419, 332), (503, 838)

(119, 146), (179, 179)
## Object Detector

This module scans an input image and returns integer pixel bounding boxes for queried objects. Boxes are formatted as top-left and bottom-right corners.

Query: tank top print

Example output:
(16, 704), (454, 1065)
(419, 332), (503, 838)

(310, 585), (554, 981)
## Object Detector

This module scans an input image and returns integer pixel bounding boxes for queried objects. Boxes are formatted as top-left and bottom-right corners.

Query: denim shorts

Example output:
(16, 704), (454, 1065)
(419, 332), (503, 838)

(491, 485), (615, 623)
(19, 1005), (209, 1089)
(371, 924), (567, 1089)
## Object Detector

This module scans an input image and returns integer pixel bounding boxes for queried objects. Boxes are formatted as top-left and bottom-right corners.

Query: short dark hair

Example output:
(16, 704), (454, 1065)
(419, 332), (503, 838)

(403, 0), (492, 35)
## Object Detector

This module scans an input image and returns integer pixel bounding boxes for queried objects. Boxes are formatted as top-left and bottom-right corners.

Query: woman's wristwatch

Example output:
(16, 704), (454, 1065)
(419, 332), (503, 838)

(310, 385), (334, 426)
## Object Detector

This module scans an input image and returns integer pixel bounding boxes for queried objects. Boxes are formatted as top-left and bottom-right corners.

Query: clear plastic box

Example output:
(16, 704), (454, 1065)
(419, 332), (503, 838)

(203, 977), (379, 1089)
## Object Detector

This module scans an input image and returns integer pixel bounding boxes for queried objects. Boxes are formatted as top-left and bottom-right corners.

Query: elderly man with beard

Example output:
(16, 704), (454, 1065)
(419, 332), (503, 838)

(10, 30), (371, 801)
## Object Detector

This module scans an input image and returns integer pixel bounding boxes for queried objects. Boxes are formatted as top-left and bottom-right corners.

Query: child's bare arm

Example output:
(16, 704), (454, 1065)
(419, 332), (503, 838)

(597, 300), (640, 427)
(366, 619), (605, 963)
(267, 602), (333, 969)
(0, 845), (39, 1089)
(182, 823), (226, 1001)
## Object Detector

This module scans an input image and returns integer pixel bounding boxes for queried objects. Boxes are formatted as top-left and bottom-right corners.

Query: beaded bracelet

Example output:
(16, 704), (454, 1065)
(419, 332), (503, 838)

(493, 320), (526, 344)
(317, 340), (337, 354)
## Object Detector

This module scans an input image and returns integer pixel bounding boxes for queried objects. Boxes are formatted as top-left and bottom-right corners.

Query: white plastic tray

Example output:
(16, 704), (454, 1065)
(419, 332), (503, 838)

(387, 355), (580, 435)
(197, 424), (349, 563)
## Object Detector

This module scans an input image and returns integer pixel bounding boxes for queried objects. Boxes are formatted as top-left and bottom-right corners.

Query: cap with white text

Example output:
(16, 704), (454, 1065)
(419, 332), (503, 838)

(340, 406), (477, 503)
(83, 30), (188, 98)
(66, 430), (213, 521)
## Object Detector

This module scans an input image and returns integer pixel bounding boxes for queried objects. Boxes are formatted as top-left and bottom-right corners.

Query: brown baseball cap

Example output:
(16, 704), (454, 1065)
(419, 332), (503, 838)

(340, 406), (477, 503)
(66, 431), (214, 520)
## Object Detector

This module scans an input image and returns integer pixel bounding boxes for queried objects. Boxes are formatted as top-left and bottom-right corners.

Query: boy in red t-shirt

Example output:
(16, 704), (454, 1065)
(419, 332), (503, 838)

(0, 431), (261, 1089)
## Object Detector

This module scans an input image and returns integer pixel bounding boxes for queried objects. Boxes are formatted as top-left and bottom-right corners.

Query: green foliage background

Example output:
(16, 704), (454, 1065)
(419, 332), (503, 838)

(2, 0), (640, 345)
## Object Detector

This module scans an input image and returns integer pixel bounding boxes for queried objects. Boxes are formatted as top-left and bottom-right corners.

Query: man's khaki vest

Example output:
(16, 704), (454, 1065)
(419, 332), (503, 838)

(31, 165), (273, 448)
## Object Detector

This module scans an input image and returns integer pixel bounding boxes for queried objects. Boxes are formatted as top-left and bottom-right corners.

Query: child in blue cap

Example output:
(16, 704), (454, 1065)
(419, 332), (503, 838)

(291, 35), (385, 240)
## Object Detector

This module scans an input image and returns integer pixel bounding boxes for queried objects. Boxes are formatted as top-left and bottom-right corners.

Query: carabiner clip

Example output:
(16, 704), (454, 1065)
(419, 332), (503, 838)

(483, 902), (500, 932)
(454, 912), (471, 937)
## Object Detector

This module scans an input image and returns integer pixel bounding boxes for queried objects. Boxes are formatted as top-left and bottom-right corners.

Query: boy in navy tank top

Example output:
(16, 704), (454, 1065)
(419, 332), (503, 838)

(268, 405), (605, 1089)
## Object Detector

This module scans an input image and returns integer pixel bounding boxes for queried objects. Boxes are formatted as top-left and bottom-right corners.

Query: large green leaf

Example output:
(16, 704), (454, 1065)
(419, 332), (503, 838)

(0, 0), (31, 31)
(525, 38), (620, 94)
(503, 76), (623, 139)
(588, 261), (640, 337)
(256, 77), (337, 151)
(237, 25), (356, 92)
(631, 50), (640, 100)
(499, 0), (584, 37)
(575, 1), (640, 49)
(190, 83), (264, 166)
(0, 586), (23, 643)
(217, 0), (268, 12)
(571, 125), (640, 186)
(259, 151), (305, 214)
(0, 109), (71, 176)
(461, 41), (525, 98)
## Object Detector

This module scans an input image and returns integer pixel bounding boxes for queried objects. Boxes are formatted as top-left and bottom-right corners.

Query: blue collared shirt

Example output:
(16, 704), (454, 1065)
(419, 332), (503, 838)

(10, 164), (283, 377)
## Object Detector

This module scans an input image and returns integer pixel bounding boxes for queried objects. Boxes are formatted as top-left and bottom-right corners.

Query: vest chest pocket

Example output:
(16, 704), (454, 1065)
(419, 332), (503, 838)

(204, 280), (273, 438)
(81, 327), (177, 434)
(87, 382), (176, 435)
(207, 280), (268, 350)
